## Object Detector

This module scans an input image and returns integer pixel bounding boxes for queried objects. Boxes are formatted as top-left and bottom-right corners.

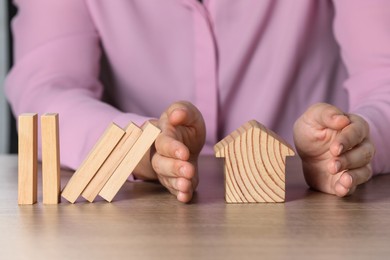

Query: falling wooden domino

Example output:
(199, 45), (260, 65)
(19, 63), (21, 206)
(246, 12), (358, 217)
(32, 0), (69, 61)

(99, 121), (161, 202)
(81, 123), (143, 202)
(18, 113), (38, 205)
(214, 120), (295, 203)
(41, 113), (61, 204)
(61, 123), (126, 203)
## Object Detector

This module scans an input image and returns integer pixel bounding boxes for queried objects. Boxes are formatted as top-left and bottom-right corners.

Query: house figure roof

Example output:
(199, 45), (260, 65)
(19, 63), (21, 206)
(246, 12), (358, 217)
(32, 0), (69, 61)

(214, 120), (295, 203)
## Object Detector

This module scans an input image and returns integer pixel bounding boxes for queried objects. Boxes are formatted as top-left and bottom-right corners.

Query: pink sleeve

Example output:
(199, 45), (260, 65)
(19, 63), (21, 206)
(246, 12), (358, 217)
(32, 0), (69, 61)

(333, 0), (390, 174)
(5, 0), (150, 169)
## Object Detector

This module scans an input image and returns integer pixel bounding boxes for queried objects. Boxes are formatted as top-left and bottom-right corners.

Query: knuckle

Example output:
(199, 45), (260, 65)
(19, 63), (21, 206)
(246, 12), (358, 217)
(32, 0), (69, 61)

(174, 160), (182, 174)
(365, 165), (373, 181)
(352, 127), (365, 144)
(363, 150), (373, 164)
(178, 178), (191, 192)
(361, 144), (374, 164)
(362, 119), (369, 132)
(154, 136), (164, 153)
(151, 156), (162, 173)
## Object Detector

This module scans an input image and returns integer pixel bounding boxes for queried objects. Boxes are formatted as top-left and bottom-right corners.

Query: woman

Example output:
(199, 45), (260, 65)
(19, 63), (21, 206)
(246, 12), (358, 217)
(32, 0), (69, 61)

(6, 0), (387, 202)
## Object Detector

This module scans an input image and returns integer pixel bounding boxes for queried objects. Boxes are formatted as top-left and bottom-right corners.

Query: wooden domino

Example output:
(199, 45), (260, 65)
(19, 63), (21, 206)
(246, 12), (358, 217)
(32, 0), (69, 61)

(41, 113), (61, 204)
(99, 121), (161, 202)
(81, 123), (142, 202)
(18, 113), (38, 205)
(214, 120), (295, 203)
(61, 123), (125, 203)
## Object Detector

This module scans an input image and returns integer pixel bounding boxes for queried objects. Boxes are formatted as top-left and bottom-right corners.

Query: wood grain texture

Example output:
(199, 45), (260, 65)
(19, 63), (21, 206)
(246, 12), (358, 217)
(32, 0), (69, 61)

(215, 120), (295, 203)
(18, 113), (38, 205)
(99, 121), (161, 202)
(41, 113), (61, 204)
(82, 123), (142, 202)
(61, 123), (125, 203)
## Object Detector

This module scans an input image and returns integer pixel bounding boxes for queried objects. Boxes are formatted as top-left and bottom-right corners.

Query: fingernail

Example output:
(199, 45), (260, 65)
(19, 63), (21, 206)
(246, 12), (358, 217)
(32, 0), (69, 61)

(175, 150), (182, 159)
(338, 145), (344, 155)
(341, 172), (353, 187)
(335, 161), (341, 173)
(180, 166), (186, 177)
(348, 174), (353, 186)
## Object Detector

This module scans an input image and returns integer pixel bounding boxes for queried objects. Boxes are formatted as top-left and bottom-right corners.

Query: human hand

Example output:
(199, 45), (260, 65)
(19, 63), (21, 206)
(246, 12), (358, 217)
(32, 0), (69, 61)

(134, 101), (205, 203)
(293, 103), (375, 197)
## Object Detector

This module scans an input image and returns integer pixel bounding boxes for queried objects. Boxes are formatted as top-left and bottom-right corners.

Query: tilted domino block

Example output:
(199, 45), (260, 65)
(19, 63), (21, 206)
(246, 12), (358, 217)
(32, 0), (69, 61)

(61, 123), (125, 203)
(82, 123), (142, 202)
(99, 122), (160, 202)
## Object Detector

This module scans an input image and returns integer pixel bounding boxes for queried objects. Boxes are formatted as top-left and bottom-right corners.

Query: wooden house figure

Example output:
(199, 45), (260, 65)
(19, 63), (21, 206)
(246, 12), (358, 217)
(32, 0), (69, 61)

(214, 120), (295, 203)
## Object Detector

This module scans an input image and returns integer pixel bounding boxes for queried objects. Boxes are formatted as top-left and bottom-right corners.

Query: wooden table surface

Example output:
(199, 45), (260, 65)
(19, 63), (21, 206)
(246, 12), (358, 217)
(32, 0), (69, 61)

(1, 154), (390, 260)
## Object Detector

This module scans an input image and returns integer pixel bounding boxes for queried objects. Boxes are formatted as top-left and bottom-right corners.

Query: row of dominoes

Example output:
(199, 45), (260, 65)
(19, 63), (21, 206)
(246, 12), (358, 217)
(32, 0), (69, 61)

(18, 113), (160, 204)
(19, 113), (292, 205)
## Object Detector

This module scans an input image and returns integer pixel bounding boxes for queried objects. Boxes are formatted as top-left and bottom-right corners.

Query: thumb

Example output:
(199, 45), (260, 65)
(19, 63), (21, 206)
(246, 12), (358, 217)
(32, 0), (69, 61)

(167, 101), (205, 129)
(307, 103), (350, 131)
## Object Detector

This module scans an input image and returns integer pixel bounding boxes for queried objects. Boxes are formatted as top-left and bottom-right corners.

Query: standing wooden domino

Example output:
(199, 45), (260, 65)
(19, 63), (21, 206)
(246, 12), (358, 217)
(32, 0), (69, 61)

(81, 123), (143, 202)
(214, 120), (295, 203)
(99, 121), (161, 202)
(18, 113), (38, 205)
(41, 113), (61, 204)
(61, 123), (126, 203)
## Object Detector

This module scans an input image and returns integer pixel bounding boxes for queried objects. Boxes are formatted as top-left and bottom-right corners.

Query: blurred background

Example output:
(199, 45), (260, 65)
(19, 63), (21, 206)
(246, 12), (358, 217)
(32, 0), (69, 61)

(0, 0), (17, 154)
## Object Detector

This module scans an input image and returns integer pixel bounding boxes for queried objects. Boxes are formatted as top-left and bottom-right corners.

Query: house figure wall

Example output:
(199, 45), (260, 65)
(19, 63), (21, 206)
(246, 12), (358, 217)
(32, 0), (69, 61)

(214, 120), (295, 203)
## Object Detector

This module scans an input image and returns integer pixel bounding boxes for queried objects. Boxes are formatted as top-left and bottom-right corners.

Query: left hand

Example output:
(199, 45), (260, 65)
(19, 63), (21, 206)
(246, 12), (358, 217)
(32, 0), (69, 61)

(133, 101), (206, 203)
(293, 103), (375, 196)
